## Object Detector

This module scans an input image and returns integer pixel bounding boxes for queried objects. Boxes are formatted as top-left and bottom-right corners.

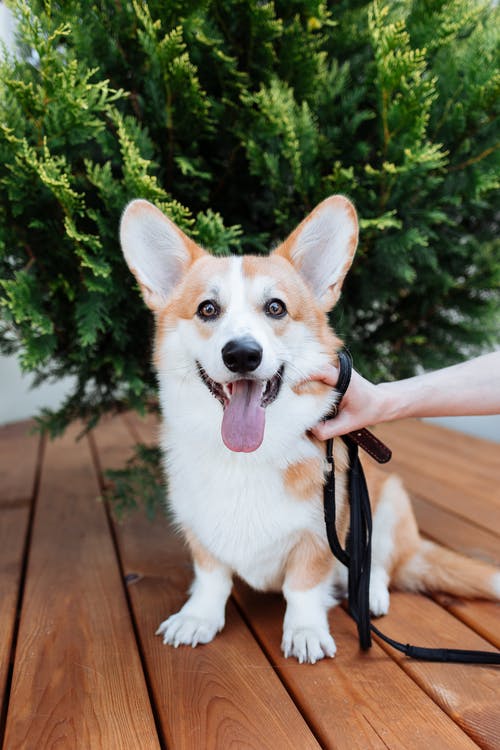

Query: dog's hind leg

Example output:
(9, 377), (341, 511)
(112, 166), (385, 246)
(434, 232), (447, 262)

(156, 530), (233, 648)
(369, 473), (418, 617)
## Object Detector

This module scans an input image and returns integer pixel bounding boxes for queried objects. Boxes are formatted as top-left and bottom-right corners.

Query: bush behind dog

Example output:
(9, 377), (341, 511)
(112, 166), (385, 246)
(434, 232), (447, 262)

(1, 0), (498, 436)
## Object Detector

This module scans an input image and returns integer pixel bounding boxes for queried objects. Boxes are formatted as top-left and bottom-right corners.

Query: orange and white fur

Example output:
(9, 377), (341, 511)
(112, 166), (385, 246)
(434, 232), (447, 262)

(120, 196), (500, 664)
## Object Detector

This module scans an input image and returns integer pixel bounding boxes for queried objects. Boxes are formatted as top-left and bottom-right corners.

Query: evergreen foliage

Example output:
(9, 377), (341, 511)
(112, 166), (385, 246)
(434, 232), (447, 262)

(1, 0), (499, 437)
(103, 442), (165, 518)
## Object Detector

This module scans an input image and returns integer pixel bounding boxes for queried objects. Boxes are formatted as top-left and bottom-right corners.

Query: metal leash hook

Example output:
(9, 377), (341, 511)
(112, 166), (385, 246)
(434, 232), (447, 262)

(323, 349), (500, 665)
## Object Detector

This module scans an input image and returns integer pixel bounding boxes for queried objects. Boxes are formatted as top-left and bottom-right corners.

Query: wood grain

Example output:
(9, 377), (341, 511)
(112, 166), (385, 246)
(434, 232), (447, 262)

(2, 423), (160, 749)
(375, 421), (500, 532)
(379, 420), (500, 490)
(91, 414), (321, 750)
(410, 494), (500, 565)
(377, 421), (500, 664)
(373, 593), (500, 750)
(0, 420), (40, 506)
(0, 421), (41, 722)
(122, 412), (486, 749)
(234, 583), (482, 750)
(3, 410), (493, 748)
(406, 492), (500, 654)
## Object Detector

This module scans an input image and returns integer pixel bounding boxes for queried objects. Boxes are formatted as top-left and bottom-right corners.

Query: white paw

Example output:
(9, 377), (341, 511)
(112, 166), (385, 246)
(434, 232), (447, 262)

(369, 581), (390, 617)
(281, 627), (337, 664)
(156, 612), (223, 648)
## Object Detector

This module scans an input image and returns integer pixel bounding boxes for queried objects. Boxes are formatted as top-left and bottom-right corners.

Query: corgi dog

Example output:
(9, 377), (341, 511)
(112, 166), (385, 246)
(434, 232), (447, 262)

(120, 196), (500, 664)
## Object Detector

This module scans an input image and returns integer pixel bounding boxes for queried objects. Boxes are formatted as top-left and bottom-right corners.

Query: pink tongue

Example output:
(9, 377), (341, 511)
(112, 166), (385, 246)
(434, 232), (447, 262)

(221, 379), (265, 452)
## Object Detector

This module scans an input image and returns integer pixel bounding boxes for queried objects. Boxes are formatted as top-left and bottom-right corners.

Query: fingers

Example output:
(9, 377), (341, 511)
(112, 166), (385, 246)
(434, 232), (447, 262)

(307, 364), (339, 388)
(306, 365), (349, 438)
(311, 415), (351, 440)
(310, 367), (375, 438)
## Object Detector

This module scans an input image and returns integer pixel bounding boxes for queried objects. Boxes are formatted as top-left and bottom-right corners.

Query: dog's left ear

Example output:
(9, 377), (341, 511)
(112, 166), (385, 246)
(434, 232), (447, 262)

(274, 195), (358, 310)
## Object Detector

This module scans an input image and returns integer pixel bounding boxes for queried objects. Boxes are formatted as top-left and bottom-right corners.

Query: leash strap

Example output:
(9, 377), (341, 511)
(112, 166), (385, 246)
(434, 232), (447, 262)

(323, 350), (500, 665)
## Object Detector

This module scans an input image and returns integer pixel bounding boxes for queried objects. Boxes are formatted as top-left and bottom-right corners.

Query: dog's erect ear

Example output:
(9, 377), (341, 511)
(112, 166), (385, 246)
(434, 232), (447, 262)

(274, 195), (358, 310)
(120, 199), (204, 310)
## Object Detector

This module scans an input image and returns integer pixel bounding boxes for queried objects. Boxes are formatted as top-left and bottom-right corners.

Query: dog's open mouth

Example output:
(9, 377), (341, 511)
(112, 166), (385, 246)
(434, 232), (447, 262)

(196, 363), (284, 453)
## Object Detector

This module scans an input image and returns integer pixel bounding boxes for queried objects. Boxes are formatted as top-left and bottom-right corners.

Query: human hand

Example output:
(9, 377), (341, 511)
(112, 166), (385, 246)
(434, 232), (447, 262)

(310, 350), (500, 440)
(310, 365), (384, 440)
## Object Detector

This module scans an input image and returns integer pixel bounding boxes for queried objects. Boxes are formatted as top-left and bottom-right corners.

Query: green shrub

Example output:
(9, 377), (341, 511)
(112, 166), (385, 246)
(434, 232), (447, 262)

(1, 0), (499, 436)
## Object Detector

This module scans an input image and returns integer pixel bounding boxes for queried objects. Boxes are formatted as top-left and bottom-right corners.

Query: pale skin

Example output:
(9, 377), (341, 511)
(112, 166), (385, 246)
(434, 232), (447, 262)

(311, 351), (500, 440)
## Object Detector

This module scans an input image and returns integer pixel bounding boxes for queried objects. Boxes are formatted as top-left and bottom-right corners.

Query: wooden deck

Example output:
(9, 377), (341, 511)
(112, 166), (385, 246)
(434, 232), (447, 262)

(0, 414), (499, 749)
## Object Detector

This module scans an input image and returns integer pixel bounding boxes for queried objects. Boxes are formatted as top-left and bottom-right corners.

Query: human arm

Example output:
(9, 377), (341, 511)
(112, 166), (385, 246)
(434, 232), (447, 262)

(311, 351), (500, 440)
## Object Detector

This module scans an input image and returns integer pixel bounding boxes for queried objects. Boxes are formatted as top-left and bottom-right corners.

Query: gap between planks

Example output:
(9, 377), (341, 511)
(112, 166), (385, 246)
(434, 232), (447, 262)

(94, 414), (322, 750)
(116, 423), (488, 748)
(0, 427), (45, 749)
(86, 428), (169, 750)
(2, 423), (161, 749)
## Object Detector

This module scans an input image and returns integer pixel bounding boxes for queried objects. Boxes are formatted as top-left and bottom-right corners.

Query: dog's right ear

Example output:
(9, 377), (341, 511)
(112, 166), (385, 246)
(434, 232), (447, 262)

(120, 200), (204, 310)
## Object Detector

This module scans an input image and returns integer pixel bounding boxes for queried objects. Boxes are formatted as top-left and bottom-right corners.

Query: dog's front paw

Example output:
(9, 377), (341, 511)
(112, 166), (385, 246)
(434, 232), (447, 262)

(156, 612), (223, 648)
(281, 626), (336, 664)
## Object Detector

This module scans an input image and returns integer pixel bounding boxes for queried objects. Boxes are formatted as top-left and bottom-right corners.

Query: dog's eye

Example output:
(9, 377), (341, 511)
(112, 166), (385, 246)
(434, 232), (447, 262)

(265, 298), (287, 318)
(197, 299), (220, 320)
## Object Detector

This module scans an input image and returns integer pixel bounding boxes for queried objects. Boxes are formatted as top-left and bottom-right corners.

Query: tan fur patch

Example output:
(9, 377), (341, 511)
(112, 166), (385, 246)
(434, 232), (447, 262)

(155, 255), (233, 357)
(241, 254), (288, 280)
(380, 475), (424, 581)
(291, 380), (331, 397)
(242, 255), (314, 322)
(242, 254), (343, 370)
(361, 458), (392, 516)
(285, 532), (335, 591)
(243, 255), (325, 323)
(169, 255), (232, 320)
(184, 528), (219, 571)
(284, 457), (324, 500)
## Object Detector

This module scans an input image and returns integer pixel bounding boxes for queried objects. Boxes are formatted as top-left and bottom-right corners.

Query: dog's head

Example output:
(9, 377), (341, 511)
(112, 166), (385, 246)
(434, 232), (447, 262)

(120, 196), (358, 453)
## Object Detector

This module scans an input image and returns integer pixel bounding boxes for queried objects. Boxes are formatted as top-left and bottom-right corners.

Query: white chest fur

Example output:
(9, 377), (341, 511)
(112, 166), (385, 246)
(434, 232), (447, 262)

(160, 375), (333, 591)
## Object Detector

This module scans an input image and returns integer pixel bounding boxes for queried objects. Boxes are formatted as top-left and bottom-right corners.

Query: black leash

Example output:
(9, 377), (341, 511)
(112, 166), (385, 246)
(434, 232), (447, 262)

(323, 349), (500, 665)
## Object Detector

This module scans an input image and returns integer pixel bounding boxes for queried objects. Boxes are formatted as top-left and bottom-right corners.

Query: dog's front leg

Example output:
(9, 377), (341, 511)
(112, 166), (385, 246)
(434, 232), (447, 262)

(157, 531), (233, 648)
(281, 533), (338, 664)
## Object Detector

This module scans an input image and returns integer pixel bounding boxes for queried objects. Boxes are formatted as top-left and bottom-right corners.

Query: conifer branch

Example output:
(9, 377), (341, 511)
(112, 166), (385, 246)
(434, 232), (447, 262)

(0, 0), (498, 441)
(449, 144), (500, 172)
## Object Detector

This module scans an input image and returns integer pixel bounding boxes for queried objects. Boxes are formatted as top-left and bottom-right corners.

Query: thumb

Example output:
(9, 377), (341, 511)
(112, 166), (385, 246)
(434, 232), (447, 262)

(311, 411), (354, 440)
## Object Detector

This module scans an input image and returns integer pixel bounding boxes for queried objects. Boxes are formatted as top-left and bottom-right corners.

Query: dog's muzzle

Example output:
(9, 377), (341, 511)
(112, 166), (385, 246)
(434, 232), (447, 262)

(196, 363), (285, 409)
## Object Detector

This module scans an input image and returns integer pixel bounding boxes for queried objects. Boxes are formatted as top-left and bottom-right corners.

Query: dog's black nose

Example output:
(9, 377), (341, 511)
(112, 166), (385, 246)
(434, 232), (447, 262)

(222, 336), (263, 373)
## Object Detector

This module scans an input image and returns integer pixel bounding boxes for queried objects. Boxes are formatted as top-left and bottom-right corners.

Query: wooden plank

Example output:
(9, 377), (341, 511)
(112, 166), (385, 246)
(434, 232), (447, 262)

(121, 517), (321, 750)
(377, 454), (500, 536)
(0, 420), (40, 505)
(122, 410), (159, 445)
(92, 414), (321, 750)
(434, 595), (500, 651)
(407, 494), (500, 651)
(374, 423), (500, 530)
(373, 593), (500, 750)
(2, 424), (161, 750)
(234, 584), (479, 750)
(0, 421), (41, 727)
(376, 426), (500, 687)
(410, 495), (500, 565)
(0, 507), (29, 722)
(125, 411), (498, 746)
(382, 420), (500, 487)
